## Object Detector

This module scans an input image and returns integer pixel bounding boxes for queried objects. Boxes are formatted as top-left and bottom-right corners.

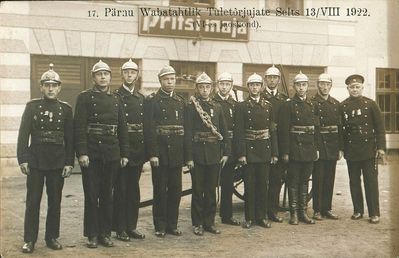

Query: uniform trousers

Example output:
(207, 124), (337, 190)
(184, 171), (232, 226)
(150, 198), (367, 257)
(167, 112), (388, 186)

(347, 158), (380, 217)
(82, 159), (118, 238)
(191, 163), (219, 227)
(287, 161), (313, 212)
(24, 168), (64, 243)
(113, 164), (142, 233)
(151, 166), (182, 231)
(312, 160), (337, 213)
(267, 161), (287, 215)
(219, 162), (236, 220)
(243, 163), (269, 221)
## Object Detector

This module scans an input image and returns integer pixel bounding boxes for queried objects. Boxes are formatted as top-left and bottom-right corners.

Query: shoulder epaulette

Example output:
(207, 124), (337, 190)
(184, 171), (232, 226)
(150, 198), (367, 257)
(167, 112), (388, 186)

(27, 98), (41, 104)
(146, 92), (156, 100)
(58, 100), (72, 108)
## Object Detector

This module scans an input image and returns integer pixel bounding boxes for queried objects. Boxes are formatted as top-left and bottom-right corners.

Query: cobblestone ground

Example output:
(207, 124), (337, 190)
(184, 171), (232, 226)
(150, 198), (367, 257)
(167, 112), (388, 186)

(1, 159), (398, 257)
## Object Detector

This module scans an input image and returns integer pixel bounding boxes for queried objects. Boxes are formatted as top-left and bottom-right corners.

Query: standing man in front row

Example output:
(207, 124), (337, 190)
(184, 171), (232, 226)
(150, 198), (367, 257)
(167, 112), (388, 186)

(261, 65), (288, 223)
(311, 73), (342, 221)
(213, 72), (240, 226)
(186, 72), (230, 236)
(341, 74), (386, 224)
(235, 73), (278, 229)
(74, 60), (129, 248)
(113, 59), (146, 241)
(279, 71), (318, 225)
(144, 65), (188, 237)
(17, 64), (74, 253)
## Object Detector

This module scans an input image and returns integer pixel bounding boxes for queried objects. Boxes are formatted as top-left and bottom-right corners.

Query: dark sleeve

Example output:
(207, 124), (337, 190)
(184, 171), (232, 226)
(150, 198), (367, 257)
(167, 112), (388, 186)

(17, 103), (32, 165)
(313, 103), (320, 151)
(117, 97), (129, 158)
(143, 98), (159, 158)
(270, 104), (279, 157)
(234, 103), (246, 158)
(337, 102), (344, 151)
(219, 106), (231, 156)
(278, 101), (290, 156)
(371, 100), (386, 150)
(74, 93), (88, 157)
(64, 105), (74, 166)
(184, 103), (193, 162)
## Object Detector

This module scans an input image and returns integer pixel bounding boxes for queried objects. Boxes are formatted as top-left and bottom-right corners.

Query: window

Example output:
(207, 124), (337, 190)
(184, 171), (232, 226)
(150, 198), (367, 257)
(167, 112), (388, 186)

(170, 0), (214, 7)
(376, 68), (399, 133)
(243, 64), (325, 98)
(265, 0), (304, 13)
(31, 55), (141, 111)
(170, 60), (216, 99)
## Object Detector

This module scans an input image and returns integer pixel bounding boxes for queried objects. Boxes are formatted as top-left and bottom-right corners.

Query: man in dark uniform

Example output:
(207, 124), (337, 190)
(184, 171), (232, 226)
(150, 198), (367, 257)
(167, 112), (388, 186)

(279, 71), (319, 225)
(74, 60), (129, 248)
(235, 73), (278, 229)
(213, 72), (240, 226)
(261, 65), (288, 223)
(311, 73), (342, 221)
(186, 72), (229, 236)
(113, 59), (146, 241)
(144, 65), (188, 237)
(341, 74), (386, 224)
(17, 64), (74, 253)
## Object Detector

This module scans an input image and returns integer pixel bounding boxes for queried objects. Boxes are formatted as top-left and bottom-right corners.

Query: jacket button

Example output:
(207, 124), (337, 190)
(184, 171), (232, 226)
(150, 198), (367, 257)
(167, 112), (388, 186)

(250, 146), (254, 149)
(99, 141), (102, 144)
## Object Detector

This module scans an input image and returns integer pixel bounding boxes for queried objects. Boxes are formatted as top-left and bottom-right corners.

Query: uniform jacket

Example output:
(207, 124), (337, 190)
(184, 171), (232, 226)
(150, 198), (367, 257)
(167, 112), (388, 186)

(234, 97), (278, 163)
(279, 94), (319, 162)
(311, 94), (343, 160)
(144, 89), (188, 167)
(212, 93), (236, 162)
(186, 97), (230, 165)
(340, 96), (386, 161)
(17, 98), (74, 170)
(115, 85), (146, 166)
(74, 86), (129, 161)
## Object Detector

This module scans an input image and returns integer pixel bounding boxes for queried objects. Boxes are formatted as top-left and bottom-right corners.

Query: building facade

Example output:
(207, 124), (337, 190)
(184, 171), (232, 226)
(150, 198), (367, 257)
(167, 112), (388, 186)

(1, 0), (398, 176)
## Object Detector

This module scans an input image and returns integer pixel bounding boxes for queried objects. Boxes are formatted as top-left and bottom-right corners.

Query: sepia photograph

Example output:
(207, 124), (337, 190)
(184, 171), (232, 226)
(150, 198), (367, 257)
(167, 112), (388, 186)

(0, 0), (398, 257)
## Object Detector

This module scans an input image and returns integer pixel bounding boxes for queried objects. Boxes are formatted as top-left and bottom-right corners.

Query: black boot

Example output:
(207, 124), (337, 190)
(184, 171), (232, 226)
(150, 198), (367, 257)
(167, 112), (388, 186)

(298, 185), (315, 224)
(288, 186), (298, 225)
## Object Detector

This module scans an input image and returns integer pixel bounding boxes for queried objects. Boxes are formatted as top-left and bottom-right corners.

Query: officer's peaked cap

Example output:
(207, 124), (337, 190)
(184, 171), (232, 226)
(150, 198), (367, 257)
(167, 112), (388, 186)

(345, 74), (364, 85)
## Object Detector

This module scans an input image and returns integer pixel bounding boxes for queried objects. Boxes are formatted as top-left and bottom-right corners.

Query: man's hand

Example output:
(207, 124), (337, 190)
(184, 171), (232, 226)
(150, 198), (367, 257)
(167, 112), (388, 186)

(376, 149), (385, 159)
(220, 156), (229, 168)
(62, 166), (73, 178)
(338, 150), (344, 160)
(19, 163), (30, 176)
(271, 156), (278, 164)
(238, 156), (247, 166)
(186, 160), (194, 170)
(78, 155), (90, 168)
(149, 157), (159, 167)
(120, 157), (129, 168)
(282, 154), (289, 163)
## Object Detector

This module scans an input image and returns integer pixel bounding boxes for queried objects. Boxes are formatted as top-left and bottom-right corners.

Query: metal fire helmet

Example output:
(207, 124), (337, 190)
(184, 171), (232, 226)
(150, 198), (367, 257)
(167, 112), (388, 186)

(40, 63), (61, 84)
(318, 73), (332, 83)
(217, 72), (233, 82)
(121, 58), (138, 71)
(247, 73), (263, 85)
(158, 65), (176, 78)
(294, 71), (309, 83)
(265, 65), (281, 77)
(91, 60), (111, 74)
(196, 72), (213, 84)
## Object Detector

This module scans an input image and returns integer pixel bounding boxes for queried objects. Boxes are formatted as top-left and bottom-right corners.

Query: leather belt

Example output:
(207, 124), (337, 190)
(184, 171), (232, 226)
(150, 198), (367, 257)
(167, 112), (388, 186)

(193, 131), (219, 142)
(32, 131), (64, 144)
(320, 125), (338, 134)
(244, 129), (270, 140)
(128, 123), (143, 133)
(346, 125), (373, 135)
(290, 125), (315, 134)
(87, 123), (118, 136)
(156, 125), (184, 136)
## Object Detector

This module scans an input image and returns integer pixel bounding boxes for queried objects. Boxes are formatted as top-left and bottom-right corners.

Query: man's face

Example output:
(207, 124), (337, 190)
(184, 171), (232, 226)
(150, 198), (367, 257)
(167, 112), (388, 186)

(197, 83), (213, 99)
(122, 69), (138, 86)
(40, 82), (61, 99)
(217, 80), (233, 97)
(347, 82), (363, 98)
(159, 74), (176, 93)
(93, 71), (111, 89)
(317, 81), (332, 96)
(294, 81), (308, 98)
(248, 82), (262, 97)
(265, 75), (280, 90)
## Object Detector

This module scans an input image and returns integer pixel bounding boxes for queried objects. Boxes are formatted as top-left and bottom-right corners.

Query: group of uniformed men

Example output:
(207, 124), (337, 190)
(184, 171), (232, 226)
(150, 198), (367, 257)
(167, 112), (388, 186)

(17, 59), (386, 253)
